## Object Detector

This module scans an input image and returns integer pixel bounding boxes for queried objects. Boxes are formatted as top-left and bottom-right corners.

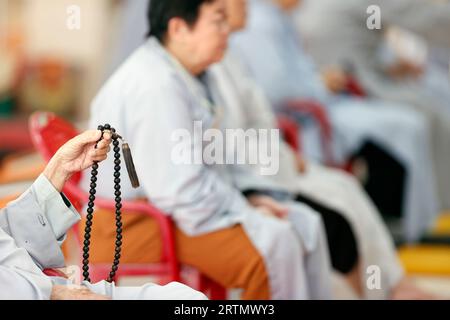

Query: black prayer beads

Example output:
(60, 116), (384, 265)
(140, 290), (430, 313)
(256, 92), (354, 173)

(82, 124), (124, 283)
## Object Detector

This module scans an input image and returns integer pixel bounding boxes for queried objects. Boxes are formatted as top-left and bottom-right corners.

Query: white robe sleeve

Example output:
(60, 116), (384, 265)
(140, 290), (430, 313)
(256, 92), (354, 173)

(0, 174), (82, 299)
(0, 226), (53, 300)
(0, 174), (80, 269)
(0, 265), (53, 300)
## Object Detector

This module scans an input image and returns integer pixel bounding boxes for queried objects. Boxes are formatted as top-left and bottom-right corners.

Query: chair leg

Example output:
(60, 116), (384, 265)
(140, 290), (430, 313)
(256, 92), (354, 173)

(209, 280), (227, 300)
(199, 274), (227, 300)
(89, 266), (110, 284)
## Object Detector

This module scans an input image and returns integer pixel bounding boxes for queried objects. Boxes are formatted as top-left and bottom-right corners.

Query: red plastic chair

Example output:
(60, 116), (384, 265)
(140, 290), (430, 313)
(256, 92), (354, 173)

(29, 112), (226, 299)
(346, 75), (367, 98)
(280, 75), (368, 166)
(283, 99), (336, 167)
(282, 71), (370, 166)
(277, 115), (301, 153)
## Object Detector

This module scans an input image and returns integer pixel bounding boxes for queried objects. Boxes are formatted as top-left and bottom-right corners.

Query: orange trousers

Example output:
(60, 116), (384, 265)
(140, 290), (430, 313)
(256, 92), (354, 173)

(82, 209), (271, 299)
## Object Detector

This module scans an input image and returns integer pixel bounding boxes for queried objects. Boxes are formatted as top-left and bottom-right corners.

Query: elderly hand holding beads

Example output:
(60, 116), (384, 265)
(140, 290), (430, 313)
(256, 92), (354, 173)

(43, 129), (112, 192)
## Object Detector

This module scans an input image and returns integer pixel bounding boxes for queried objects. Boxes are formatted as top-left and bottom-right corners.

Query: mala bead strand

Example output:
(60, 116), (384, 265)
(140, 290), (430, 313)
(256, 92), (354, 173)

(82, 124), (123, 283)
(108, 131), (123, 282)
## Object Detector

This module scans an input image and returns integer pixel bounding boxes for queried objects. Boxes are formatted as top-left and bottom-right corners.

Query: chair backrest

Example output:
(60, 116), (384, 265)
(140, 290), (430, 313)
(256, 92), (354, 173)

(29, 112), (85, 211)
(29, 112), (81, 184)
(346, 75), (367, 97)
(277, 115), (301, 153)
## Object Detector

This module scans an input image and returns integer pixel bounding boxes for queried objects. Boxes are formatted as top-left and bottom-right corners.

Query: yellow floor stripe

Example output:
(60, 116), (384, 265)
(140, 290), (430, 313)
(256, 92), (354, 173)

(399, 245), (450, 276)
(399, 212), (450, 276)
(433, 212), (450, 236)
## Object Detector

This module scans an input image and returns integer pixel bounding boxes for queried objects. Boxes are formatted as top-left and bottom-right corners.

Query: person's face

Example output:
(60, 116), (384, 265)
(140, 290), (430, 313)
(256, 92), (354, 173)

(275, 0), (301, 11)
(226, 0), (247, 32)
(181, 0), (230, 68)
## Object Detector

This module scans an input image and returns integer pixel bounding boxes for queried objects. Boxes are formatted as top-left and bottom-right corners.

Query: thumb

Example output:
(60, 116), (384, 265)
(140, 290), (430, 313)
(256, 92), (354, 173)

(72, 130), (102, 146)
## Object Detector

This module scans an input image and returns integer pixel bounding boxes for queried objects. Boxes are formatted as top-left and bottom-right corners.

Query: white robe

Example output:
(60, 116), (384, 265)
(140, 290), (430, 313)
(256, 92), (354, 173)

(0, 175), (206, 300)
(85, 37), (333, 299)
(106, 0), (149, 78)
(207, 53), (404, 299)
(297, 0), (450, 210)
(230, 0), (439, 242)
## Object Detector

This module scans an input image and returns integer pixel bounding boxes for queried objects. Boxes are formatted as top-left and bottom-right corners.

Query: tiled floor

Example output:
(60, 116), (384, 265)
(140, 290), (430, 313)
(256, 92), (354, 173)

(412, 276), (450, 298)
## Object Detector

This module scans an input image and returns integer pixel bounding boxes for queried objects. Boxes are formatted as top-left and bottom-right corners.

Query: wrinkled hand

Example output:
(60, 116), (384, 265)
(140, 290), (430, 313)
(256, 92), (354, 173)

(387, 59), (424, 80)
(295, 153), (308, 174)
(248, 195), (289, 219)
(43, 130), (112, 192)
(50, 285), (110, 300)
(321, 66), (348, 94)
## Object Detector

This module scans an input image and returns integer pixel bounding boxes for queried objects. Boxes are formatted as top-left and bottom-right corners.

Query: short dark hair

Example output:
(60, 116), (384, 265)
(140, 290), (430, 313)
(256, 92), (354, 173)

(147, 0), (215, 42)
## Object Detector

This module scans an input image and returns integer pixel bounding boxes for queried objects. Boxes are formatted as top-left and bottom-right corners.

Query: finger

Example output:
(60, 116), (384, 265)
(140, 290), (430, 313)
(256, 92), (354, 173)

(92, 155), (108, 163)
(75, 130), (103, 145)
(95, 145), (111, 155)
(91, 150), (108, 158)
(256, 207), (283, 220)
(97, 137), (112, 150)
(298, 156), (308, 174)
(259, 199), (289, 218)
(273, 205), (289, 218)
(102, 131), (112, 142)
(96, 142), (111, 153)
(275, 210), (289, 219)
(89, 149), (108, 160)
(95, 149), (110, 161)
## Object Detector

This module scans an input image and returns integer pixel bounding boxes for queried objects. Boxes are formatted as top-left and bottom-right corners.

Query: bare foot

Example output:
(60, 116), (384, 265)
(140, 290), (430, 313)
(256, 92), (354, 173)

(391, 278), (440, 300)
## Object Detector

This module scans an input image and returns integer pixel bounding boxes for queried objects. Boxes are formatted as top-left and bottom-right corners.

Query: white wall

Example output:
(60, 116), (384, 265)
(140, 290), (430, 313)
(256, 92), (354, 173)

(20, 0), (120, 119)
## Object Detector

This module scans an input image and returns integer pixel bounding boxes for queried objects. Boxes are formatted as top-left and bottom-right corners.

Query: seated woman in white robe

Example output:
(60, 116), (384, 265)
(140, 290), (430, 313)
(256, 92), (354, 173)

(202, 0), (434, 300)
(230, 0), (439, 243)
(0, 130), (206, 300)
(84, 0), (335, 300)
(382, 29), (450, 118)
(297, 0), (450, 211)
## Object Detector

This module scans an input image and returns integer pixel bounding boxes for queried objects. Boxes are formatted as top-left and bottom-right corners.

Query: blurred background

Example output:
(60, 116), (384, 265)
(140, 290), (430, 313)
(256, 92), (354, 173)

(1, 0), (450, 298)
(0, 0), (124, 201)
